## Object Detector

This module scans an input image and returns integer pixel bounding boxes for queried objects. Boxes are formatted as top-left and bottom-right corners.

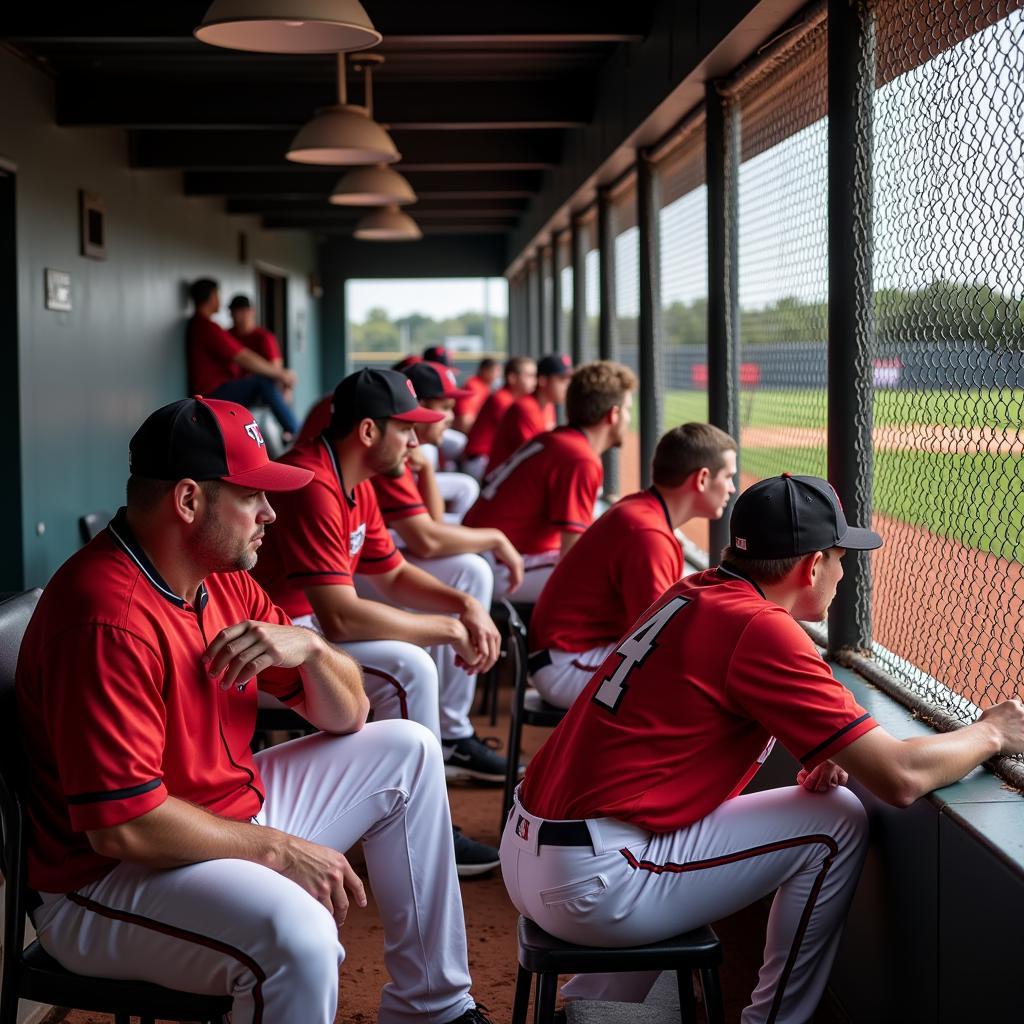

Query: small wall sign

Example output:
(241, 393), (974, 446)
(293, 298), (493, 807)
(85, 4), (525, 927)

(45, 268), (71, 311)
(80, 190), (106, 260)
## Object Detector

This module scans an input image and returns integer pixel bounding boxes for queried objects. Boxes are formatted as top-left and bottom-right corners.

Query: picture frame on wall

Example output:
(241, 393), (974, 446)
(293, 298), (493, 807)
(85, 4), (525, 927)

(79, 190), (106, 260)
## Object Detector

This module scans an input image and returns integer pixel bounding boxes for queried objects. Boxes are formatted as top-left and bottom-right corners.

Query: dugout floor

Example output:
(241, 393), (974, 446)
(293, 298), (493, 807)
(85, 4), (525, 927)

(41, 688), (845, 1024)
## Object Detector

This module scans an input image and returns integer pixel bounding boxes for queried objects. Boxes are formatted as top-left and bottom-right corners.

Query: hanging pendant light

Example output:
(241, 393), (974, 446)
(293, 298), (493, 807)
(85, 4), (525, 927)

(330, 164), (416, 206)
(287, 52), (399, 165)
(354, 205), (423, 241)
(195, 0), (381, 53)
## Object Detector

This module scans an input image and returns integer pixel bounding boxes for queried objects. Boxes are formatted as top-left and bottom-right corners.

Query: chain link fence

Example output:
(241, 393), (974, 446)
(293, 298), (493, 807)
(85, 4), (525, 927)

(869, 1), (1024, 726)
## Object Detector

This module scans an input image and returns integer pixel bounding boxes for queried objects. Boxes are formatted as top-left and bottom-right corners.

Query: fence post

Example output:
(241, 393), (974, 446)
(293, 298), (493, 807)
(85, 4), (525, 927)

(525, 256), (540, 358)
(571, 217), (587, 366)
(541, 243), (555, 354)
(597, 187), (620, 497)
(706, 82), (741, 563)
(637, 150), (663, 489)
(507, 274), (519, 356)
(828, 0), (875, 653)
(550, 232), (564, 354)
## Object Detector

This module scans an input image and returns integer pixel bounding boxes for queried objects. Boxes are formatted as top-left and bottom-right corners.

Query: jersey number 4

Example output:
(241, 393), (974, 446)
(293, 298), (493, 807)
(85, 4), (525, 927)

(591, 596), (690, 713)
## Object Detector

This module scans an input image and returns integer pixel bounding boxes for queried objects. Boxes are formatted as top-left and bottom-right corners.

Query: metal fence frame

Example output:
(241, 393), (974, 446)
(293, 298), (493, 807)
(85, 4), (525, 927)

(509, 0), (1024, 791)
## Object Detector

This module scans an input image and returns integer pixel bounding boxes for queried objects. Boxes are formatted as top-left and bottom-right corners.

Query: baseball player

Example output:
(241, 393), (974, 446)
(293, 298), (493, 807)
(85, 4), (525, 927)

(487, 352), (571, 471)
(464, 361), (638, 603)
(18, 397), (494, 1024)
(461, 355), (538, 481)
(453, 357), (500, 434)
(501, 473), (1024, 1023)
(364, 360), (524, 781)
(529, 423), (737, 709)
(253, 369), (505, 871)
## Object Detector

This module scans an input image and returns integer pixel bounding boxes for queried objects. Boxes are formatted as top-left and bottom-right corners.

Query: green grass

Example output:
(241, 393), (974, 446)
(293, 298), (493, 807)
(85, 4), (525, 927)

(664, 388), (1024, 430)
(659, 389), (1024, 562)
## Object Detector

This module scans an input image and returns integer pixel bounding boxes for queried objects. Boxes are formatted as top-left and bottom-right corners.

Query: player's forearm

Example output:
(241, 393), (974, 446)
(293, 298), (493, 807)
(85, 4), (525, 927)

(559, 530), (581, 556)
(235, 347), (287, 382)
(896, 722), (1002, 803)
(295, 638), (368, 734)
(314, 589), (463, 648)
(384, 562), (473, 616)
(87, 796), (291, 870)
(395, 517), (504, 560)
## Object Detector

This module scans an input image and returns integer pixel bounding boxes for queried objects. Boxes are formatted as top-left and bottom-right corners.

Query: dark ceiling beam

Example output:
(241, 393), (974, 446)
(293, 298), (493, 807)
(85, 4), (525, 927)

(56, 79), (588, 130)
(226, 197), (528, 215)
(3, 2), (647, 42)
(186, 170), (542, 198)
(129, 129), (562, 171)
(259, 209), (520, 224)
(265, 218), (514, 236)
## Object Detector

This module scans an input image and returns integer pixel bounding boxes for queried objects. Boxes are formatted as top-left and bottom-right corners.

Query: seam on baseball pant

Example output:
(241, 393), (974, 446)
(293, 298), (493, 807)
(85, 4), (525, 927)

(621, 832), (840, 1024)
(362, 666), (410, 720)
(66, 890), (266, 1023)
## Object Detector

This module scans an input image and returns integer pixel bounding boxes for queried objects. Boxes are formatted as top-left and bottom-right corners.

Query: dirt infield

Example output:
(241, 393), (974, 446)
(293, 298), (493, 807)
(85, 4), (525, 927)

(741, 423), (1024, 455)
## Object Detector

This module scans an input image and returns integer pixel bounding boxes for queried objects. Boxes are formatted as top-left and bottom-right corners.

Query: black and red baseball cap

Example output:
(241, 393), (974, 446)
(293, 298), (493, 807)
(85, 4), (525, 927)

(422, 345), (450, 366)
(538, 352), (573, 377)
(730, 473), (882, 558)
(392, 354), (423, 372)
(129, 397), (313, 491)
(329, 368), (445, 433)
(404, 360), (474, 400)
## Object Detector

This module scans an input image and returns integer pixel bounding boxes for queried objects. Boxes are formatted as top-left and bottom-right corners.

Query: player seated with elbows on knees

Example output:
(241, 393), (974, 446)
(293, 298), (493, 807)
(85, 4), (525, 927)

(18, 397), (494, 1024)
(529, 423), (737, 709)
(501, 473), (1024, 1024)
(463, 360), (637, 604)
(253, 368), (505, 873)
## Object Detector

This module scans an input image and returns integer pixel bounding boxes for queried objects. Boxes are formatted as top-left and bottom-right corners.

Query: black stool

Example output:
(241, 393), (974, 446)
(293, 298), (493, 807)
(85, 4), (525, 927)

(476, 599), (534, 726)
(512, 916), (724, 1024)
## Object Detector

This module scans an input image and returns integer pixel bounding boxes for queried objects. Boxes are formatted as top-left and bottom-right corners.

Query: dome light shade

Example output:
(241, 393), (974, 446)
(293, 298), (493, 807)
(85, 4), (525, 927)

(329, 165), (416, 206)
(194, 0), (381, 53)
(286, 105), (400, 165)
(354, 206), (423, 241)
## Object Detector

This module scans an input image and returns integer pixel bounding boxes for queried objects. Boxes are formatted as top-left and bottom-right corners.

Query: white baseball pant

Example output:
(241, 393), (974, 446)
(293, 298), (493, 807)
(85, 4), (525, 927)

(355, 553), (493, 740)
(436, 471), (480, 523)
(461, 454), (488, 482)
(501, 784), (868, 1024)
(440, 429), (468, 467)
(529, 643), (618, 710)
(485, 549), (559, 604)
(33, 721), (474, 1024)
(292, 615), (442, 741)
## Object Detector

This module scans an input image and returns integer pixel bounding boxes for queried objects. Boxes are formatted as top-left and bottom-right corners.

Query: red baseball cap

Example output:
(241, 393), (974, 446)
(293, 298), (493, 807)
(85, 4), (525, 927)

(404, 360), (474, 400)
(129, 397), (313, 492)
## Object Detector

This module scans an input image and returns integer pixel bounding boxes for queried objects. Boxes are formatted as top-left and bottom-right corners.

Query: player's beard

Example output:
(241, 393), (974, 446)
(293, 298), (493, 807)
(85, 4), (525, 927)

(192, 515), (262, 573)
(368, 438), (405, 478)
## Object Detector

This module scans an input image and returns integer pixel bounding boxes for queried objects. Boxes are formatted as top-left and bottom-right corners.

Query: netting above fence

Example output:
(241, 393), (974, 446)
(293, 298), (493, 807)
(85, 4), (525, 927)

(869, 1), (1024, 728)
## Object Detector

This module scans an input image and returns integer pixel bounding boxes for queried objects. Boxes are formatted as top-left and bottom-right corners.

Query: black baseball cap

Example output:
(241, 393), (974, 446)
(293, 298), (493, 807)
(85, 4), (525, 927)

(422, 345), (450, 366)
(730, 473), (882, 558)
(537, 353), (572, 377)
(129, 397), (313, 491)
(328, 368), (445, 434)
(404, 360), (474, 400)
(228, 294), (252, 312)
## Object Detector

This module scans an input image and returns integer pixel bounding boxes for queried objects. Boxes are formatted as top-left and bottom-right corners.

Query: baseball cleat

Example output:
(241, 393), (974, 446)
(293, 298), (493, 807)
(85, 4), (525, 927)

(443, 1005), (495, 1024)
(452, 826), (500, 878)
(442, 733), (510, 783)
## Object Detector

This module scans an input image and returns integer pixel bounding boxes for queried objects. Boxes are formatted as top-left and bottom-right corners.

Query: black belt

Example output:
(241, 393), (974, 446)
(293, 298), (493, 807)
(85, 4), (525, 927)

(536, 819), (592, 847)
(527, 649), (553, 675)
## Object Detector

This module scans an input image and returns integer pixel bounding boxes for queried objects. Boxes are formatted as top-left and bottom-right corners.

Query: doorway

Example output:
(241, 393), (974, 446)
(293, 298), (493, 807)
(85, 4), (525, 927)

(256, 268), (288, 364)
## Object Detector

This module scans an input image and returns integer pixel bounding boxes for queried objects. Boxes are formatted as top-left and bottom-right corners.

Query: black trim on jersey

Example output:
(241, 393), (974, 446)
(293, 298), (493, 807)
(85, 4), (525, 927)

(108, 509), (209, 611)
(286, 569), (352, 580)
(799, 713), (872, 765)
(320, 433), (356, 508)
(718, 561), (766, 599)
(66, 778), (163, 805)
(358, 547), (400, 563)
(274, 684), (304, 704)
(648, 486), (673, 531)
(551, 518), (588, 530)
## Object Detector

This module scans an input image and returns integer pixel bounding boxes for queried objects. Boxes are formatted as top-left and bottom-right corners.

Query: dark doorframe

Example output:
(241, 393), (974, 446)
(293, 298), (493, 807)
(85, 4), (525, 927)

(255, 265), (288, 364)
(0, 163), (24, 592)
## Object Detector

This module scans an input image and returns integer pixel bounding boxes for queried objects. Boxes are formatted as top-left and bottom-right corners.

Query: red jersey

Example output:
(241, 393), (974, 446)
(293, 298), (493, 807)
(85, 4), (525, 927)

(454, 374), (492, 422)
(520, 564), (877, 833)
(488, 393), (557, 471)
(187, 314), (244, 395)
(296, 395), (331, 445)
(17, 510), (304, 893)
(531, 488), (684, 653)
(464, 386), (515, 459)
(253, 437), (403, 617)
(231, 325), (282, 363)
(463, 427), (603, 555)
(371, 463), (429, 523)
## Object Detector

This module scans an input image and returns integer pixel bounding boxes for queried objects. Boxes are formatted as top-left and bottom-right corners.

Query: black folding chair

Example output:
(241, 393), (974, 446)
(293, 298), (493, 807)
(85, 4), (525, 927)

(78, 509), (113, 545)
